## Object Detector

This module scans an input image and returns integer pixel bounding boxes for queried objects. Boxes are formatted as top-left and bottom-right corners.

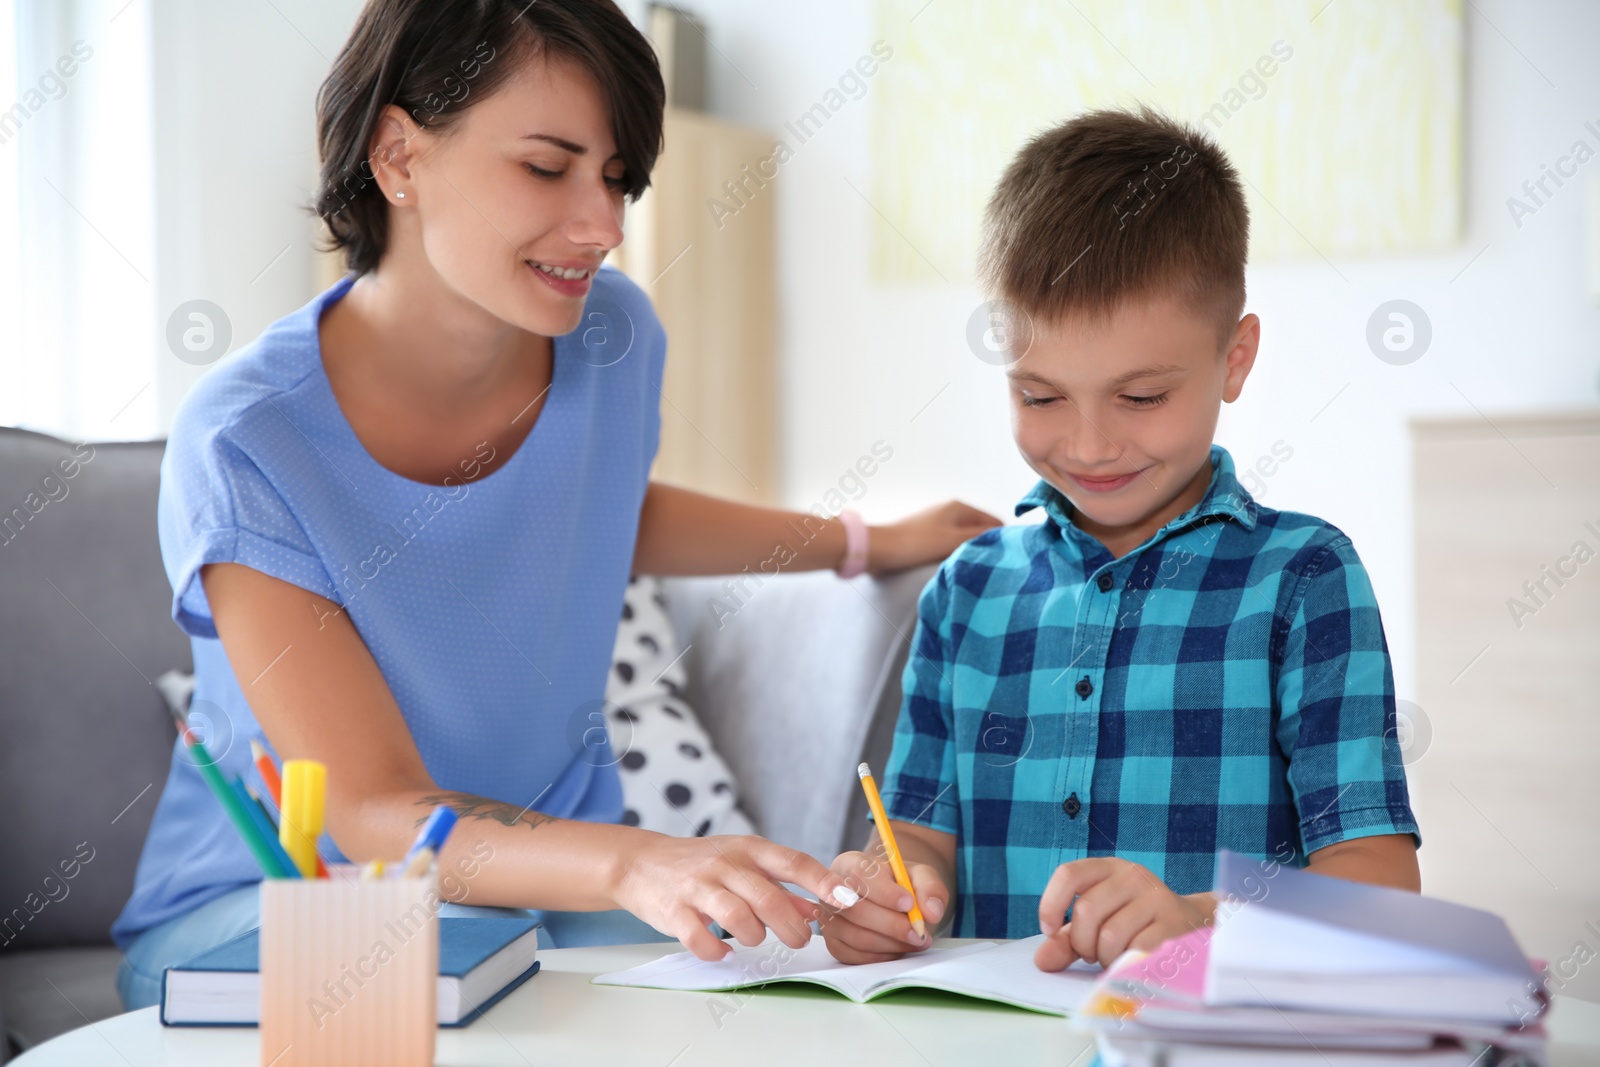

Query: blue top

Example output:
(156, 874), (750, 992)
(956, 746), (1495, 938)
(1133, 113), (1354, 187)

(112, 267), (665, 948)
(879, 445), (1420, 939)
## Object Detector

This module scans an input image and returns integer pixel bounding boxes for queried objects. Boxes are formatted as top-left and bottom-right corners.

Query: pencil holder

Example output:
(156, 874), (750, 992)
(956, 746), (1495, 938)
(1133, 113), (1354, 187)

(259, 865), (437, 1067)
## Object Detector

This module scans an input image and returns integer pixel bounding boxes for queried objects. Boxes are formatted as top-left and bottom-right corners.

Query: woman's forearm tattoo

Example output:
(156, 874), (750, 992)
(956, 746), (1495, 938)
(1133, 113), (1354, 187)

(415, 791), (560, 832)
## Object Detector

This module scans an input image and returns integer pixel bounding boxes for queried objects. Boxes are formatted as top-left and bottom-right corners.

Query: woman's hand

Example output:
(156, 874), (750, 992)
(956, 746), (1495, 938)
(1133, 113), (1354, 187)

(1033, 857), (1216, 971)
(631, 482), (1002, 579)
(612, 832), (863, 961)
(867, 501), (1004, 575)
(819, 850), (950, 964)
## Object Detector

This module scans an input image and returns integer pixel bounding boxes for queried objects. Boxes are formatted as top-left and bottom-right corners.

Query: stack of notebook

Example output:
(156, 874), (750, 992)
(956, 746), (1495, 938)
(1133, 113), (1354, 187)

(1076, 852), (1549, 1066)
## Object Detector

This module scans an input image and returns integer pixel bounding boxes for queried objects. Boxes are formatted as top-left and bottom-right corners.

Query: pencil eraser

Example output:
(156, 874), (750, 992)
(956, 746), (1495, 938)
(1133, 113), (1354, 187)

(831, 885), (861, 909)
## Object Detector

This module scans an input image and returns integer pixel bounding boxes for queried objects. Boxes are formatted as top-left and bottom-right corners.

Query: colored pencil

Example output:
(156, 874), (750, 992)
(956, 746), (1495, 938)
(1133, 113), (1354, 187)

(234, 781), (297, 879)
(167, 710), (296, 879)
(251, 740), (282, 804)
(252, 740), (329, 878)
(402, 806), (459, 877)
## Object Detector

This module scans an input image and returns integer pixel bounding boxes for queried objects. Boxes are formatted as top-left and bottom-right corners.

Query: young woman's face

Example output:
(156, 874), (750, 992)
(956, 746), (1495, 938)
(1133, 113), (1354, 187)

(393, 53), (629, 337)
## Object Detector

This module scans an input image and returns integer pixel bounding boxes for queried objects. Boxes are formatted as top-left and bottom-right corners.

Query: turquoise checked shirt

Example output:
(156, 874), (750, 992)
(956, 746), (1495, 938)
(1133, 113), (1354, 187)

(879, 445), (1420, 938)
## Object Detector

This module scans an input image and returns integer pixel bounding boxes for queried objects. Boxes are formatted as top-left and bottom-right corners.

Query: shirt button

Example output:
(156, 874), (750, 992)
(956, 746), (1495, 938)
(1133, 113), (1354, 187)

(1062, 792), (1082, 818)
(1097, 573), (1114, 592)
(1074, 676), (1093, 699)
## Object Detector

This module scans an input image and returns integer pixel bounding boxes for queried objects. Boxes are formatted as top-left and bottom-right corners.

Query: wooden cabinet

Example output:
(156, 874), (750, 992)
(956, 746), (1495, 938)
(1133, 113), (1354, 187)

(616, 107), (779, 504)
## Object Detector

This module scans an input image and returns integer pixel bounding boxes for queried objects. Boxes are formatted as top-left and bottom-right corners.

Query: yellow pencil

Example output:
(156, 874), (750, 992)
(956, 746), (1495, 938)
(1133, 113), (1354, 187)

(856, 762), (927, 940)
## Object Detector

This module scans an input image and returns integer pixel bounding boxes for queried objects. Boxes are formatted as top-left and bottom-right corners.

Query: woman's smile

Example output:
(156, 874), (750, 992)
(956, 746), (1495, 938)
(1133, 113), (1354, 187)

(527, 257), (597, 297)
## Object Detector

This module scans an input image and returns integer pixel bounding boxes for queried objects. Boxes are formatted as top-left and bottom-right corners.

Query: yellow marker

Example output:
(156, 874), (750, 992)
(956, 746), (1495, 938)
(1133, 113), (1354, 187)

(856, 762), (928, 940)
(279, 760), (326, 879)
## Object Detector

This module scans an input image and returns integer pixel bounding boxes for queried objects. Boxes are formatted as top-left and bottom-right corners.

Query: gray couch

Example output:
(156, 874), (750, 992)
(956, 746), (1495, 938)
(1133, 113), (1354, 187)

(0, 425), (931, 1059)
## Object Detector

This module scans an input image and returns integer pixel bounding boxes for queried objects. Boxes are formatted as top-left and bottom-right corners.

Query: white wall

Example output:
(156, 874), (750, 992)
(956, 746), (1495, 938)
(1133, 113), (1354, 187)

(149, 0), (357, 433)
(613, 0), (1600, 714)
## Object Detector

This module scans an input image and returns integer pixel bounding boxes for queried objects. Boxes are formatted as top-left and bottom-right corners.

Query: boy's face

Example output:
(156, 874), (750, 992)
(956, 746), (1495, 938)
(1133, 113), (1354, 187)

(1006, 295), (1259, 554)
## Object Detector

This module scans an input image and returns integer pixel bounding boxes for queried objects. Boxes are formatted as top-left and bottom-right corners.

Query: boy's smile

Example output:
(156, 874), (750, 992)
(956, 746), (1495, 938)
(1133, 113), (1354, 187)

(1006, 294), (1259, 558)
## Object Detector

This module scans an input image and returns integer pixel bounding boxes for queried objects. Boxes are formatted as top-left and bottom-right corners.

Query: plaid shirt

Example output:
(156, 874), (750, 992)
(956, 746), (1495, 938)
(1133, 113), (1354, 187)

(879, 445), (1419, 939)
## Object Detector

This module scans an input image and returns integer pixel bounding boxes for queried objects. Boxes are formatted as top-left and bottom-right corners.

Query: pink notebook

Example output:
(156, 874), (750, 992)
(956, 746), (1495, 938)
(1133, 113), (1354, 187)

(1080, 927), (1547, 1053)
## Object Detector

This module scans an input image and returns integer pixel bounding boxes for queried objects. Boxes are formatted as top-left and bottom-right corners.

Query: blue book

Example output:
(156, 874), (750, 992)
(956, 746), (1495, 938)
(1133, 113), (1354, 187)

(160, 916), (541, 1027)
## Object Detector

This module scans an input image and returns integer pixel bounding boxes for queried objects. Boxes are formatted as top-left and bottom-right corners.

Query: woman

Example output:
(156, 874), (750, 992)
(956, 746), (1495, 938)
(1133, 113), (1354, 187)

(112, 0), (1000, 1009)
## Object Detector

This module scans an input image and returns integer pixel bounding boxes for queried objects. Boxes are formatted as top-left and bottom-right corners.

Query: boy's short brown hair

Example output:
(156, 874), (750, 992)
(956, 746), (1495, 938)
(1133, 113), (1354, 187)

(979, 106), (1248, 344)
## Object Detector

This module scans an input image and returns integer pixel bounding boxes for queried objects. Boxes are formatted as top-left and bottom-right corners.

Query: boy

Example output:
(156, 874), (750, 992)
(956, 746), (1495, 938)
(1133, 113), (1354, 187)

(822, 108), (1420, 972)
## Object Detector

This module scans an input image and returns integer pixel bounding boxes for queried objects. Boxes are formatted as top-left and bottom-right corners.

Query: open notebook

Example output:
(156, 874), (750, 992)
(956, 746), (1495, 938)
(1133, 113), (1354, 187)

(593, 934), (1099, 1016)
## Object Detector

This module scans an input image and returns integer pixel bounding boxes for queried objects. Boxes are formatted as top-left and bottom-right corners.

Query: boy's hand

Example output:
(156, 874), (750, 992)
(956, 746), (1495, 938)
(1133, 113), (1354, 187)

(1034, 858), (1215, 971)
(820, 849), (949, 964)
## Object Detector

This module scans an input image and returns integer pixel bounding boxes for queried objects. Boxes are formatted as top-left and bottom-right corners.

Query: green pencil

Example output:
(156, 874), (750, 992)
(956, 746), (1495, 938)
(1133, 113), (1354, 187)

(169, 710), (296, 879)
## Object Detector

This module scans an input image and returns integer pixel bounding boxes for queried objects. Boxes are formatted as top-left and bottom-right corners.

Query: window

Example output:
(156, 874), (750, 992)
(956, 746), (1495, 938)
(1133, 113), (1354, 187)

(1, 0), (155, 441)
(0, 0), (19, 422)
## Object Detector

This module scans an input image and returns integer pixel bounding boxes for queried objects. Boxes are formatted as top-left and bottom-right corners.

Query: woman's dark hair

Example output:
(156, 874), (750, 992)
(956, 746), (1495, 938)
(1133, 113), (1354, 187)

(314, 0), (665, 275)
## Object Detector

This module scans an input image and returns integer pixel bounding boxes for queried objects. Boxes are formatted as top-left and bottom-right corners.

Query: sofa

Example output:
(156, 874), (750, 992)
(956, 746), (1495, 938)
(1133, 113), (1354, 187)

(0, 425), (932, 1059)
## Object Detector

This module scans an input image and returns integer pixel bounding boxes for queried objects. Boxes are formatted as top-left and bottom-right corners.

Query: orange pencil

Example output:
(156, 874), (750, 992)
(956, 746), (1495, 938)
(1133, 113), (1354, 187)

(856, 762), (928, 940)
(252, 740), (328, 878)
(251, 740), (282, 804)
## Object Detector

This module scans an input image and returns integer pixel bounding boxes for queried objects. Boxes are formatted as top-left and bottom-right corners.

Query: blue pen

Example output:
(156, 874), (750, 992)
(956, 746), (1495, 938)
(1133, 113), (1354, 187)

(402, 806), (459, 877)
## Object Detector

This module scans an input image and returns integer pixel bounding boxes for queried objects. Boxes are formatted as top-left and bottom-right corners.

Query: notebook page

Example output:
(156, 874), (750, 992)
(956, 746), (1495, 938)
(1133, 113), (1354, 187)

(1213, 905), (1486, 976)
(875, 935), (1102, 1015)
(1213, 850), (1530, 978)
(592, 937), (998, 1001)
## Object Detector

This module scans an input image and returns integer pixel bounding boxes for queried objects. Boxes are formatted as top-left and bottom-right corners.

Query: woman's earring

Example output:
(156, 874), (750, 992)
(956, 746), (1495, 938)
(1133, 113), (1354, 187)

(395, 191), (406, 199)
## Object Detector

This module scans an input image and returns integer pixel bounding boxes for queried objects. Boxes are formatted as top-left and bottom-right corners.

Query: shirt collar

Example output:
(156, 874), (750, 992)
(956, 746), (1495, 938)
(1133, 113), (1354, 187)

(1013, 444), (1259, 538)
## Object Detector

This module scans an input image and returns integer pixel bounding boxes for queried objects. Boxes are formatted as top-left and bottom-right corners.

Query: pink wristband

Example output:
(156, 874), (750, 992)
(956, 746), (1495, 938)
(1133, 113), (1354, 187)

(836, 509), (869, 579)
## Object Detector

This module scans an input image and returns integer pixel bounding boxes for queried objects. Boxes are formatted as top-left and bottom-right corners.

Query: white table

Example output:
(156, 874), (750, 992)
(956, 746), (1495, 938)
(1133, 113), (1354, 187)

(16, 940), (1600, 1065)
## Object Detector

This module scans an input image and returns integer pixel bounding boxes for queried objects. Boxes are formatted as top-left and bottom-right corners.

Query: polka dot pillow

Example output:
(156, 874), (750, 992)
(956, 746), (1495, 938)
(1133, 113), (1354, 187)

(604, 576), (756, 839)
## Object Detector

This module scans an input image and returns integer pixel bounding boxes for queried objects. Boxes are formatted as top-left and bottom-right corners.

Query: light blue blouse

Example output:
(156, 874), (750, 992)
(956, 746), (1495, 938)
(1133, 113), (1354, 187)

(113, 267), (665, 947)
